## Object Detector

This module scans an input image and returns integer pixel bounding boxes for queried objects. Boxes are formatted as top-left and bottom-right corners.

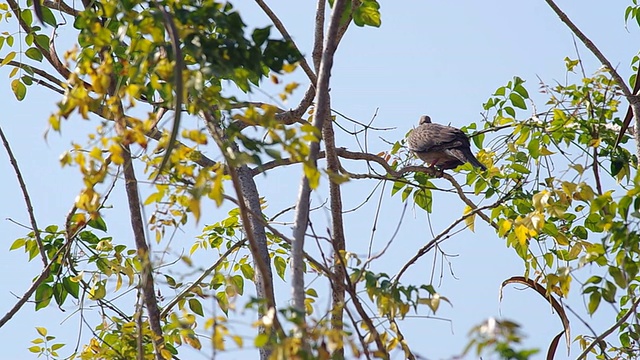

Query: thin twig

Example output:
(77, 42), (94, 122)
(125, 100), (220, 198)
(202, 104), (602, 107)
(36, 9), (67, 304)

(0, 126), (47, 265)
(160, 240), (246, 318)
(394, 199), (507, 282)
(542, 0), (640, 159)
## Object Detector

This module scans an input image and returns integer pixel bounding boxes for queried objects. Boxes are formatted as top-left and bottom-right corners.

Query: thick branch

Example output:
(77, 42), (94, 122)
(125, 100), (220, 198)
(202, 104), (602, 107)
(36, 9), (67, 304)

(120, 144), (165, 359)
(203, 112), (284, 344)
(291, 0), (348, 315)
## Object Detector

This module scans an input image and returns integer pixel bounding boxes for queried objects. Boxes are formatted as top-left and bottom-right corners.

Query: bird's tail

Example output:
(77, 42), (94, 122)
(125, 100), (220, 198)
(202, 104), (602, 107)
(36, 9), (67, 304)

(464, 149), (487, 171)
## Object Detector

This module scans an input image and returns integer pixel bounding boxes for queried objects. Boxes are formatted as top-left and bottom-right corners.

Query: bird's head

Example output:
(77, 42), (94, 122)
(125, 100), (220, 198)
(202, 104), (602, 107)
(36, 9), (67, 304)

(419, 115), (432, 125)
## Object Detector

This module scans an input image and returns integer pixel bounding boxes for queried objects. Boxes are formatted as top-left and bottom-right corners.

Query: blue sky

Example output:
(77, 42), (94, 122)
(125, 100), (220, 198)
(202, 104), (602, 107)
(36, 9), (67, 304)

(0, 1), (637, 358)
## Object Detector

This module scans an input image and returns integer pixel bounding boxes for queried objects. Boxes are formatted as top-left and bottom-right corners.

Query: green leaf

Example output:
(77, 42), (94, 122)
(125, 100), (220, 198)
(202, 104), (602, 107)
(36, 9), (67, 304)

(35, 34), (49, 49)
(514, 84), (529, 98)
(25, 47), (43, 62)
(274, 256), (286, 280)
(63, 276), (79, 299)
(413, 188), (432, 212)
(188, 298), (204, 316)
(509, 93), (527, 109)
(609, 266), (628, 288)
(40, 5), (57, 27)
(587, 291), (601, 314)
(584, 213), (603, 232)
(353, 1), (381, 27)
(35, 283), (53, 310)
(527, 137), (540, 159)
(11, 79), (27, 101)
(504, 106), (516, 117)
(21, 9), (33, 27)
(231, 274), (244, 295)
(53, 282), (68, 306)
(88, 216), (108, 231)
(254, 333), (269, 348)
(240, 264), (254, 280)
(510, 163), (531, 174)
(10, 238), (26, 250)
(251, 26), (271, 47)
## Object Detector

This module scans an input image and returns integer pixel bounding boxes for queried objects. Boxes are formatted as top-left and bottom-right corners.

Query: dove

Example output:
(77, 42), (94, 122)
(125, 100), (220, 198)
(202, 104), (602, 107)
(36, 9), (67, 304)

(407, 115), (486, 171)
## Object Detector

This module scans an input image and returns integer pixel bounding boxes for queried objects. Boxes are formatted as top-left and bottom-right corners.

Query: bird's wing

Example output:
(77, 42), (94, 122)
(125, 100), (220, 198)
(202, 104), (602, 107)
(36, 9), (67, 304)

(408, 123), (469, 152)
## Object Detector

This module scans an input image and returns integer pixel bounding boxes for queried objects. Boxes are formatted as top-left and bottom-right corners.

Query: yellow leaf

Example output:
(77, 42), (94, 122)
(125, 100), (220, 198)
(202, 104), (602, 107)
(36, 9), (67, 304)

(0, 51), (16, 66)
(498, 219), (512, 237)
(303, 162), (320, 189)
(282, 63), (297, 73)
(530, 212), (544, 231)
(555, 233), (569, 246)
(231, 335), (243, 348)
(463, 205), (475, 232)
(89, 146), (102, 160)
(189, 197), (201, 223)
(109, 143), (124, 165)
(539, 147), (555, 156)
(284, 82), (299, 94)
(515, 224), (529, 245)
(532, 190), (549, 211)
(49, 114), (61, 131)
(35, 327), (47, 337)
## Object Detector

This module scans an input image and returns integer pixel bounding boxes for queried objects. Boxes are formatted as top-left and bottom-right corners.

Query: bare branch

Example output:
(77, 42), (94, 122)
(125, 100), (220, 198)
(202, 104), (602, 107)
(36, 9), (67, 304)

(291, 0), (349, 315)
(43, 0), (79, 16)
(115, 99), (165, 359)
(442, 173), (497, 229)
(203, 112), (285, 344)
(0, 60), (65, 90)
(254, 0), (317, 84)
(394, 199), (507, 282)
(0, 126), (47, 266)
(160, 239), (246, 318)
(542, 0), (640, 159)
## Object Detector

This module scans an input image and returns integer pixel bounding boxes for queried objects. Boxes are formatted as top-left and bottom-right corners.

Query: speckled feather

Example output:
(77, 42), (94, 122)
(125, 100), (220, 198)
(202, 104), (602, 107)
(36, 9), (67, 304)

(407, 115), (486, 170)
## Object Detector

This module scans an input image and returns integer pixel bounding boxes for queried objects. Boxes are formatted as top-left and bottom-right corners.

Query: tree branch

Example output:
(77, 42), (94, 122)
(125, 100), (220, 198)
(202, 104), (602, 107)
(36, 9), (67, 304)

(254, 0), (317, 84)
(394, 199), (507, 282)
(0, 126), (47, 266)
(160, 239), (246, 318)
(291, 0), (348, 316)
(543, 0), (640, 159)
(575, 296), (640, 360)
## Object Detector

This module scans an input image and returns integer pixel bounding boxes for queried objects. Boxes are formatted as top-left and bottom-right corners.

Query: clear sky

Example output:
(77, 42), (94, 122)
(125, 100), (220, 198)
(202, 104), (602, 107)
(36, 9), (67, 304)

(0, 1), (637, 359)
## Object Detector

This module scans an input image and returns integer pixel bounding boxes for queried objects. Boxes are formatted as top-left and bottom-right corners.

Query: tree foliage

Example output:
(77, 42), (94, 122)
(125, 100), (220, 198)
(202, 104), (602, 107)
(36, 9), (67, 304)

(1, 0), (640, 359)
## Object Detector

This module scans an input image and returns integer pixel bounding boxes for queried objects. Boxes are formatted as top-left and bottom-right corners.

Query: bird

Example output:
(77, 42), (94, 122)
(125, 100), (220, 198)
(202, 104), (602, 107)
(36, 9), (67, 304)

(407, 115), (486, 171)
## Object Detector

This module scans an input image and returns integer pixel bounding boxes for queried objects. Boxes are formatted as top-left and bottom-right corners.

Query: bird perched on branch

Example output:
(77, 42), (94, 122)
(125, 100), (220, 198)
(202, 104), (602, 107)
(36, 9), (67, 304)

(407, 115), (486, 171)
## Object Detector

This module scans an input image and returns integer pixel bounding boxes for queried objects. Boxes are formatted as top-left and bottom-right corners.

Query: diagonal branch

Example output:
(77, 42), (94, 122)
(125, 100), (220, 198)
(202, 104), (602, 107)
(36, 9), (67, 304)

(0, 126), (47, 266)
(575, 296), (640, 359)
(542, 0), (640, 159)
(254, 0), (317, 84)
(394, 199), (507, 282)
